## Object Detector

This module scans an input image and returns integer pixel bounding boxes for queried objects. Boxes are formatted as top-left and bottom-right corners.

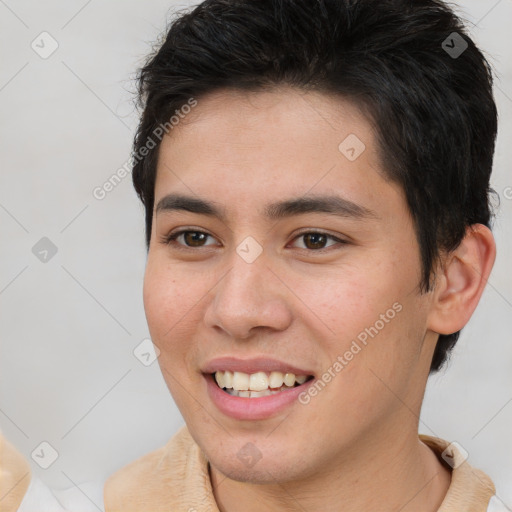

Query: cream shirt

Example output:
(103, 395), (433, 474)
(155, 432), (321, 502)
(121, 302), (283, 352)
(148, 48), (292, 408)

(1, 428), (508, 511)
(103, 426), (508, 512)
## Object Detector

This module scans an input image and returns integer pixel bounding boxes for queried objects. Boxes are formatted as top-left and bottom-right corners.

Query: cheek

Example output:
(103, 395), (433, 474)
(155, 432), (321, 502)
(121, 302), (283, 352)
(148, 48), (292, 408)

(143, 266), (175, 337)
(143, 263), (205, 406)
(290, 264), (387, 346)
(295, 257), (424, 382)
(142, 262), (199, 356)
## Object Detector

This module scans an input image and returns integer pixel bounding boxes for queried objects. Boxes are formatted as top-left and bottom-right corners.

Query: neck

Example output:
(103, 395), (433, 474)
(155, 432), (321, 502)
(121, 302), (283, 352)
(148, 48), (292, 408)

(210, 426), (451, 512)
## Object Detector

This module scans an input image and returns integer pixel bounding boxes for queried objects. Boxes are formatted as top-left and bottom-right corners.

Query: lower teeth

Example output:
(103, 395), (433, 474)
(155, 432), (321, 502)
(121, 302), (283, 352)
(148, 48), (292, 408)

(223, 385), (297, 398)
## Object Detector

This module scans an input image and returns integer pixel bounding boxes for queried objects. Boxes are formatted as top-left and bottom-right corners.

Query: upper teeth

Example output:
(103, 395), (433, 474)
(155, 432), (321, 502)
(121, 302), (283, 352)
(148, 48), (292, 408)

(214, 370), (308, 391)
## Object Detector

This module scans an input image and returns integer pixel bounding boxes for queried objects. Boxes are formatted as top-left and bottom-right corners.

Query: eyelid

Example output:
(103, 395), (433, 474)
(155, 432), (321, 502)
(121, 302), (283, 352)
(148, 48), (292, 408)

(161, 227), (348, 252)
(290, 228), (347, 241)
(162, 227), (219, 248)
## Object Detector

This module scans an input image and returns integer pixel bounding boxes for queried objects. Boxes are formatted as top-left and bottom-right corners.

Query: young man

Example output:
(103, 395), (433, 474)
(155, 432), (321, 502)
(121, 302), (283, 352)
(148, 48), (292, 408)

(103, 0), (504, 510)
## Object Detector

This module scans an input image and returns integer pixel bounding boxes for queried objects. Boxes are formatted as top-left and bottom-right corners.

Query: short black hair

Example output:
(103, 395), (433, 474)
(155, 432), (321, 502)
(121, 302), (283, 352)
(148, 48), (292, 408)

(131, 0), (498, 373)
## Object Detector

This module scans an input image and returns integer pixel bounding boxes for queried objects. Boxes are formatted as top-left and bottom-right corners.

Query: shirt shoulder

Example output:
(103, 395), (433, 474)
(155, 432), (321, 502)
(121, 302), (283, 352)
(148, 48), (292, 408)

(103, 441), (173, 512)
(0, 431), (32, 512)
(103, 425), (217, 512)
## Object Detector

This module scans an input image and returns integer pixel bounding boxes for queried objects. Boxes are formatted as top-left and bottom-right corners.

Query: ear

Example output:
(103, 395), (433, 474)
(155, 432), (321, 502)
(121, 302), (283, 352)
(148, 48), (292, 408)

(427, 224), (496, 335)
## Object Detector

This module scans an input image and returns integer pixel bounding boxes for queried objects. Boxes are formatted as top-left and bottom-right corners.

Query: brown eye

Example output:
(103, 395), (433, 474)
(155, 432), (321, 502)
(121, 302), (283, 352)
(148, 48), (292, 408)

(303, 233), (328, 250)
(183, 231), (208, 247)
(291, 231), (346, 251)
(164, 230), (218, 248)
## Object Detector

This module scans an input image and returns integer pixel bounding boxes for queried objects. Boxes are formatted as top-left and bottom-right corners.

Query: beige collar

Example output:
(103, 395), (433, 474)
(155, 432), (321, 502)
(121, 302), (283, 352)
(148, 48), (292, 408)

(104, 426), (495, 511)
(419, 434), (495, 511)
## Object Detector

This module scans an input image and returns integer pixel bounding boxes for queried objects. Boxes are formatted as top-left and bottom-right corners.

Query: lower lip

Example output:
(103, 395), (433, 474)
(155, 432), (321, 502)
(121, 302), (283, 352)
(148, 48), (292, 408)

(204, 373), (315, 421)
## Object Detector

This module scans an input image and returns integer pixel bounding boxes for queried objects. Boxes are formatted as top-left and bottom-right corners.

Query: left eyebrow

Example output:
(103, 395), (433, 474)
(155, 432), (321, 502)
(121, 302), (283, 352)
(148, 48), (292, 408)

(155, 193), (378, 222)
(264, 194), (379, 221)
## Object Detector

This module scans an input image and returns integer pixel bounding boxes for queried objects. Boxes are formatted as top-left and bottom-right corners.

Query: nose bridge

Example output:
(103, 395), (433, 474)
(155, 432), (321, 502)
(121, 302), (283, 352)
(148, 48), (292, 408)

(224, 253), (265, 306)
(204, 244), (292, 338)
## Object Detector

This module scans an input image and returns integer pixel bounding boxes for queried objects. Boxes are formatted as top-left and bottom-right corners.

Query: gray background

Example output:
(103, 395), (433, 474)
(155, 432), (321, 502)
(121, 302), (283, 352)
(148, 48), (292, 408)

(1, 0), (511, 509)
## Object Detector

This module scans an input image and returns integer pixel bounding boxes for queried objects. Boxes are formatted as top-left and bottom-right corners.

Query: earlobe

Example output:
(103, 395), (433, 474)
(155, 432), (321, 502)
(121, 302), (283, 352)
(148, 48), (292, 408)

(427, 224), (496, 335)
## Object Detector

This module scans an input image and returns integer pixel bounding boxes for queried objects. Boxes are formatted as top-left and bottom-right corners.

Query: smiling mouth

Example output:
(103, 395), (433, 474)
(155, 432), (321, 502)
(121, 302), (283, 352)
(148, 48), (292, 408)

(212, 370), (314, 398)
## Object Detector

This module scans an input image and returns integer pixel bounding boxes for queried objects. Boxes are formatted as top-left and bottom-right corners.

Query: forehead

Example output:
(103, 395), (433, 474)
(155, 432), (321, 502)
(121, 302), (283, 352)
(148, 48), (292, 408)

(154, 87), (405, 223)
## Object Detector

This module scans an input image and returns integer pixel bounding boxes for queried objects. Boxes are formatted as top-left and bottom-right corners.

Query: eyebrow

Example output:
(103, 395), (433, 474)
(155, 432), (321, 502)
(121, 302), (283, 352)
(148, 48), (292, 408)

(155, 193), (378, 222)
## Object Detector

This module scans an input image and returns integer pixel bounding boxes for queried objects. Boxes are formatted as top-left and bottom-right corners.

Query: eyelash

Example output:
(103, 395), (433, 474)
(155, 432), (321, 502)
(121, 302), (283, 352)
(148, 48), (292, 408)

(160, 229), (348, 253)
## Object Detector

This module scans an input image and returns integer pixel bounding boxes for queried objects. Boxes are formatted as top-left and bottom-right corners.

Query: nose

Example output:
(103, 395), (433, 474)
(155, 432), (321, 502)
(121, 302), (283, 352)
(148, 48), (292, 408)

(203, 250), (293, 340)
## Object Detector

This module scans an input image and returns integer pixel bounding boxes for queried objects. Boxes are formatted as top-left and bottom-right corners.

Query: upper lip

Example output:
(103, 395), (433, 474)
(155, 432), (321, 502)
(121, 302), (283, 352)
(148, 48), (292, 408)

(201, 357), (315, 377)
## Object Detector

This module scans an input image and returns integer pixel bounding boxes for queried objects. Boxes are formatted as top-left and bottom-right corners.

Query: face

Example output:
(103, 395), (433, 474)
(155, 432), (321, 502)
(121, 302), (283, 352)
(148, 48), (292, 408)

(143, 87), (438, 484)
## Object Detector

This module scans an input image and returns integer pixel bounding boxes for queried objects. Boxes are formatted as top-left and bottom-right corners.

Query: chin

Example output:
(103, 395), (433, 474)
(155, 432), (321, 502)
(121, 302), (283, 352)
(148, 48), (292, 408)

(195, 431), (318, 485)
(208, 451), (306, 485)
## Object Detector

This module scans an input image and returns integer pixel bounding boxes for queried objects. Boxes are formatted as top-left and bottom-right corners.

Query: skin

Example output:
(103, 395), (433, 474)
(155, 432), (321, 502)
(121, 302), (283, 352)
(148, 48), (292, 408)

(143, 86), (496, 511)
